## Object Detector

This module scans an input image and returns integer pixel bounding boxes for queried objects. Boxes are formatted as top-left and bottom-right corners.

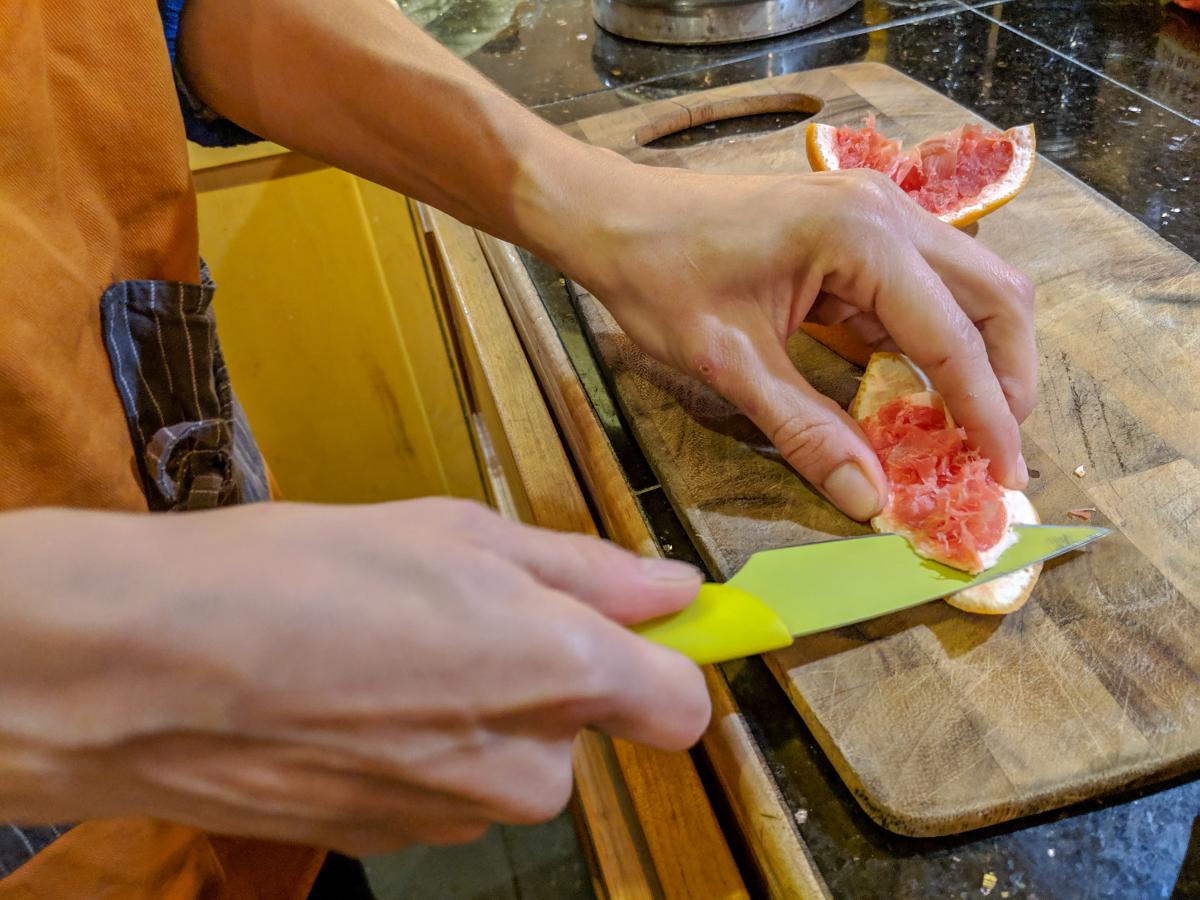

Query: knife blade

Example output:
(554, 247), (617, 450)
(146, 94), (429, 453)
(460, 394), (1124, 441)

(634, 524), (1108, 665)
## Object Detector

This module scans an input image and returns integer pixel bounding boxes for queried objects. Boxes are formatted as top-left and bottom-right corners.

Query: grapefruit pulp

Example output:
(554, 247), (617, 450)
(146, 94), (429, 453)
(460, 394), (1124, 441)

(807, 116), (1036, 228)
(860, 393), (1007, 574)
(850, 353), (1042, 614)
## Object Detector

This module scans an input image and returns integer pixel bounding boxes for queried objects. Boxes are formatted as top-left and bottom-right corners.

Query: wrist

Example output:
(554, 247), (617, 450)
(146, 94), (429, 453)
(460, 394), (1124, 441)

(0, 510), (239, 818)
(511, 135), (653, 284)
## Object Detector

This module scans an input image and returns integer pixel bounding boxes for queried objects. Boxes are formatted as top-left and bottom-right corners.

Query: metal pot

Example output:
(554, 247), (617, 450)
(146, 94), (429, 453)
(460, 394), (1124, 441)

(592, 0), (858, 46)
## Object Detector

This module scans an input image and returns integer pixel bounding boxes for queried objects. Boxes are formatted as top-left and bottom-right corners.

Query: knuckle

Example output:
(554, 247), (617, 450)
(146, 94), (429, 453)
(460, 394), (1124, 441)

(847, 168), (900, 208)
(445, 497), (496, 528)
(940, 318), (988, 365)
(683, 334), (729, 386)
(679, 323), (754, 392)
(556, 532), (619, 576)
(771, 412), (841, 473)
(962, 327), (990, 361)
(409, 496), (495, 533)
(441, 498), (510, 547)
(553, 617), (611, 702)
(1009, 269), (1036, 307)
(506, 755), (575, 824)
(1001, 375), (1037, 422)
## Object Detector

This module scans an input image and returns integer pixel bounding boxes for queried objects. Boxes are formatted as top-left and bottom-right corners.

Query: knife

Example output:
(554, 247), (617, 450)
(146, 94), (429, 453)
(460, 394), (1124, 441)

(634, 524), (1108, 664)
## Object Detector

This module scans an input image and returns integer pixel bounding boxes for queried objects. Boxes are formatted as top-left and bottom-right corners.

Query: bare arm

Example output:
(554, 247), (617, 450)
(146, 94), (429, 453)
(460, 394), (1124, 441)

(178, 0), (1037, 515)
(0, 502), (707, 850)
(177, 0), (604, 266)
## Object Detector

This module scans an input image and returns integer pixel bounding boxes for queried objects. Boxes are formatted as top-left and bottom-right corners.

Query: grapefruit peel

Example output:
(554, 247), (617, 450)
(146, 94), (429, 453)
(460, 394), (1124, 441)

(806, 117), (1036, 229)
(850, 352), (1041, 615)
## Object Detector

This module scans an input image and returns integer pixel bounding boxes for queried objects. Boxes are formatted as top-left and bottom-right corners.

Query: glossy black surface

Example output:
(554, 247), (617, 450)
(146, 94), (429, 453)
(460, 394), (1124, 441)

(406, 0), (1200, 251)
(403, 0), (969, 106)
(533, 6), (1200, 256)
(417, 0), (1200, 894)
(981, 0), (1200, 125)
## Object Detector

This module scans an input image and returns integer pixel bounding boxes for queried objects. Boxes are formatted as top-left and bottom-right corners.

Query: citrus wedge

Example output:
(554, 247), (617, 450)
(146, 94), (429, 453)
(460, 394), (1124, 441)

(850, 352), (1041, 614)
(807, 117), (1036, 228)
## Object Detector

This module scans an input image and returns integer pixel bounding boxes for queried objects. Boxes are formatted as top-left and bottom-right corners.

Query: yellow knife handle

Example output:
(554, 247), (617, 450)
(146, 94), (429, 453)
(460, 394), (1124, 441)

(632, 583), (793, 665)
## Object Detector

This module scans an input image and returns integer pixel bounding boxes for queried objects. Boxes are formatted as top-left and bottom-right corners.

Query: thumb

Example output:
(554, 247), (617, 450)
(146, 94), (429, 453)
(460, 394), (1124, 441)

(696, 326), (887, 521)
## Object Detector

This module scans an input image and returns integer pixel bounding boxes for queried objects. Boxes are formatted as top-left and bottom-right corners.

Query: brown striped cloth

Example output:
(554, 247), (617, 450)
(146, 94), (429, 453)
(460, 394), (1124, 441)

(0, 267), (270, 878)
(100, 265), (270, 511)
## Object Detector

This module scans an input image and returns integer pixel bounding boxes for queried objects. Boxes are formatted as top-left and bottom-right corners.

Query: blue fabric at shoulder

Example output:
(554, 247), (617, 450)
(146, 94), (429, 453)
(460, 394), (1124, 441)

(158, 0), (186, 60)
(158, 0), (260, 147)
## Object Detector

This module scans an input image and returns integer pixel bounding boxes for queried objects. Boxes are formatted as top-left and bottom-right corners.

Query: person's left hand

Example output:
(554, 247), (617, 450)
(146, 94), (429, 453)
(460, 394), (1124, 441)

(548, 161), (1036, 522)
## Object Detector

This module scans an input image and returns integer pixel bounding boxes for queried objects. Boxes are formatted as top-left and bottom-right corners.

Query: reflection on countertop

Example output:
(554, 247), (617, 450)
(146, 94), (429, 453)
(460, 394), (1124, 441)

(404, 0), (1198, 256)
(542, 4), (1200, 257)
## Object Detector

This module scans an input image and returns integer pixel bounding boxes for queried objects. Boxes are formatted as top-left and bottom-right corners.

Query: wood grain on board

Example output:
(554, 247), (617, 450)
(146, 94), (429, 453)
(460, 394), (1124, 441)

(562, 63), (1200, 836)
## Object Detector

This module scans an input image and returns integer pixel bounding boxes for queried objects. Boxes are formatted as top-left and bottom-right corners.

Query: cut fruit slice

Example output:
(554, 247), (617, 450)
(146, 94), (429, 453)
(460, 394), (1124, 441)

(807, 117), (1036, 228)
(947, 491), (1041, 615)
(861, 393), (1008, 573)
(850, 352), (1041, 614)
(848, 352), (930, 420)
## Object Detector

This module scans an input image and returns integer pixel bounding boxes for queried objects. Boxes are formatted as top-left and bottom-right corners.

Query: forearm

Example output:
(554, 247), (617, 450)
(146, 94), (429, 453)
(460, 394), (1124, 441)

(0, 510), (230, 822)
(177, 0), (627, 266)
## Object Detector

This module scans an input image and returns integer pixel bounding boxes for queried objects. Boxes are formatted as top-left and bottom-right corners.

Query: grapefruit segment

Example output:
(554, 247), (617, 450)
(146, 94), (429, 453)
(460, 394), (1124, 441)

(860, 393), (1008, 574)
(807, 116), (1036, 228)
(850, 352), (1041, 614)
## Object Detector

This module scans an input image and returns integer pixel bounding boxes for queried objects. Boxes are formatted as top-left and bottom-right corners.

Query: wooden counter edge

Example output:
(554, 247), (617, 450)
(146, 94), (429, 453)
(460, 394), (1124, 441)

(420, 206), (748, 900)
(476, 233), (832, 900)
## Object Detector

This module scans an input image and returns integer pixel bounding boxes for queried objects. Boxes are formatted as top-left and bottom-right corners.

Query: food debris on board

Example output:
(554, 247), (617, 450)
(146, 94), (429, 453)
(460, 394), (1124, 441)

(981, 871), (999, 895)
(1074, 465), (1087, 478)
(794, 808), (808, 825)
(1067, 508), (1096, 522)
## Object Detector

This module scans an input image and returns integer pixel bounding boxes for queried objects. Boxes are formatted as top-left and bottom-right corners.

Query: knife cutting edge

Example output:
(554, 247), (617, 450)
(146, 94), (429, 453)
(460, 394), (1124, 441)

(633, 524), (1109, 665)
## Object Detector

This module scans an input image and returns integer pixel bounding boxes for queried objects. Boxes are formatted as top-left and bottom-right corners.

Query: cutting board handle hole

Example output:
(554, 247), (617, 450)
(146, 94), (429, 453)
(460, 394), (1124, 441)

(636, 93), (823, 149)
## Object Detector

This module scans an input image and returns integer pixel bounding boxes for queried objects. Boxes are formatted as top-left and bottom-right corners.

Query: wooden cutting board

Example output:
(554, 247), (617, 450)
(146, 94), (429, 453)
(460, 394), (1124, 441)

(559, 63), (1200, 837)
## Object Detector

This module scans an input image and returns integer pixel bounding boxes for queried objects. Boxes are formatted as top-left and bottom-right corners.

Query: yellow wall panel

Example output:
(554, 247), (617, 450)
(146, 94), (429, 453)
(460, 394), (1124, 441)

(193, 151), (484, 503)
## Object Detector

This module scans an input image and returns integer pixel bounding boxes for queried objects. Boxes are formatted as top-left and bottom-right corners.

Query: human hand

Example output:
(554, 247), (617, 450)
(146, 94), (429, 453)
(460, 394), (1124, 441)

(0, 501), (708, 854)
(552, 162), (1035, 521)
(176, 0), (1031, 523)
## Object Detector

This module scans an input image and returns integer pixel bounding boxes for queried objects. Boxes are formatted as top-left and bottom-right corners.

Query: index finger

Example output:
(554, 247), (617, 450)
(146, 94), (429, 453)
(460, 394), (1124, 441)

(462, 514), (703, 625)
(873, 248), (1027, 488)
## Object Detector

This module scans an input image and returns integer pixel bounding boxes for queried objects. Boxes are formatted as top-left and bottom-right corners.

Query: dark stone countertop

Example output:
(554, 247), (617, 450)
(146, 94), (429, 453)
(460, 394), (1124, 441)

(404, 0), (1199, 255)
(405, 0), (1200, 896)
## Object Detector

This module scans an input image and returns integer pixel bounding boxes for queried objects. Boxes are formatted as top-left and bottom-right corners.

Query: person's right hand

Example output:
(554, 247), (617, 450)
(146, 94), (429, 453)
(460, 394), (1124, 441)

(0, 500), (709, 855)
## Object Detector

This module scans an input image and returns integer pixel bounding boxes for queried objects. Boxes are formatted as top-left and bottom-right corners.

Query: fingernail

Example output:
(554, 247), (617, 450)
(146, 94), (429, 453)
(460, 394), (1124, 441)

(824, 461), (883, 521)
(641, 557), (702, 584)
(1017, 453), (1030, 486)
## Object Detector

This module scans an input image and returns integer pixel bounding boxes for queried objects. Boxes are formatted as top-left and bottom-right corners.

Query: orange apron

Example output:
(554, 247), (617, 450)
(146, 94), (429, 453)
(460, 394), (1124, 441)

(0, 1), (322, 895)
